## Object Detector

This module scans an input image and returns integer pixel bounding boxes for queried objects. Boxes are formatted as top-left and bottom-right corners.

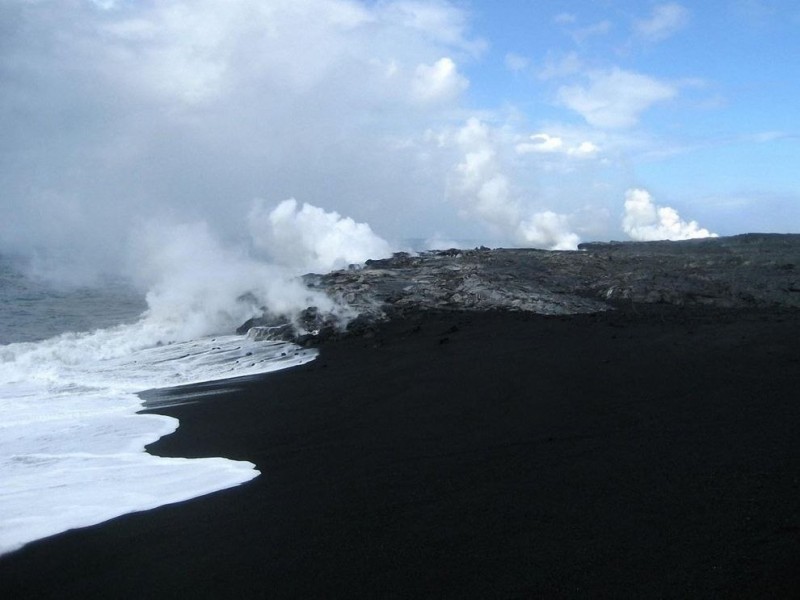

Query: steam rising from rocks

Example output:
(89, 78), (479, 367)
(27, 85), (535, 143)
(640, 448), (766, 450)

(248, 198), (393, 272)
(622, 188), (717, 241)
(128, 198), (390, 341)
(0, 0), (730, 282)
(448, 118), (580, 250)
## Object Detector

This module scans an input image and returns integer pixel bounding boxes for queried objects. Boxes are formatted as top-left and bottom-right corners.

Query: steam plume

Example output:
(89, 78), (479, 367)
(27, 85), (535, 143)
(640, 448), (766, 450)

(622, 188), (717, 241)
(127, 198), (390, 342)
(128, 219), (344, 341)
(447, 118), (580, 250)
(248, 199), (393, 272)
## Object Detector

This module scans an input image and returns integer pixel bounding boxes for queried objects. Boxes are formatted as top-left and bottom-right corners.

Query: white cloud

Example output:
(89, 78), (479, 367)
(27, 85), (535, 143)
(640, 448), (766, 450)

(248, 198), (393, 272)
(129, 217), (346, 338)
(518, 211), (580, 250)
(3, 0), (762, 281)
(451, 119), (518, 228)
(622, 188), (717, 241)
(557, 67), (677, 128)
(634, 3), (690, 42)
(95, 1), (381, 102)
(446, 119), (581, 250)
(569, 141), (600, 156)
(515, 133), (599, 158)
(379, 0), (486, 54)
(411, 57), (468, 104)
(0, 0), (485, 273)
(516, 133), (564, 154)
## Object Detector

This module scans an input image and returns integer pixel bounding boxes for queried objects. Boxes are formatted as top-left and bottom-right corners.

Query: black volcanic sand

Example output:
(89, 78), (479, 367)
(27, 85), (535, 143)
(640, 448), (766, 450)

(2, 307), (799, 598)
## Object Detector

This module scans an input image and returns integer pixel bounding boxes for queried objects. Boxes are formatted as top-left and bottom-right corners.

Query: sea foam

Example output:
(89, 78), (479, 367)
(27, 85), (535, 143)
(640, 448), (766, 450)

(0, 198), (390, 556)
(0, 319), (316, 556)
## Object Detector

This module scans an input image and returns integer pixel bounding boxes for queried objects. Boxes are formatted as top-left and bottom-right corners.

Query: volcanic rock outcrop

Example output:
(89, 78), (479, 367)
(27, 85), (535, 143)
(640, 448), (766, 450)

(240, 234), (800, 343)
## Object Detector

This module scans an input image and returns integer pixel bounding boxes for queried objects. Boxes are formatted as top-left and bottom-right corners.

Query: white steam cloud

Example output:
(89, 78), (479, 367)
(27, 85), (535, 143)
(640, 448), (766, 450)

(7, 0), (779, 294)
(634, 3), (690, 43)
(128, 218), (346, 341)
(248, 198), (393, 272)
(0, 0), (477, 280)
(447, 118), (580, 250)
(557, 68), (677, 129)
(622, 188), (717, 241)
(411, 57), (469, 104)
(123, 198), (390, 341)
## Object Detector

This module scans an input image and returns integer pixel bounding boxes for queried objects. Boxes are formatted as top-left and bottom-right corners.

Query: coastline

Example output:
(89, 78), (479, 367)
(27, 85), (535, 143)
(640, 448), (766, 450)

(1, 306), (799, 597)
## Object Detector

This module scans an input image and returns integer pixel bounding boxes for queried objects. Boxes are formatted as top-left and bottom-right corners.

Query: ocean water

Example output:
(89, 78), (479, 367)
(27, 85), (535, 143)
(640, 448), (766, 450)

(0, 255), (317, 556)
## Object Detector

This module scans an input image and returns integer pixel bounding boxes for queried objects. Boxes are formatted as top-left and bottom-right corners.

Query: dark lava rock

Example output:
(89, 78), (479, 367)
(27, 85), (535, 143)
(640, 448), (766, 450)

(239, 235), (800, 344)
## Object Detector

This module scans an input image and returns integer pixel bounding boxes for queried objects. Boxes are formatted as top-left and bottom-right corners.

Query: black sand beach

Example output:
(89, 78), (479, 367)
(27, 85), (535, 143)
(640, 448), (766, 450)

(2, 306), (799, 598)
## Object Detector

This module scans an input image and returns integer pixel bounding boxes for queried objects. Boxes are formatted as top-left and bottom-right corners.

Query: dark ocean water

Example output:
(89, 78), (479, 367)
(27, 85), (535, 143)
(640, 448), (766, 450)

(0, 256), (147, 345)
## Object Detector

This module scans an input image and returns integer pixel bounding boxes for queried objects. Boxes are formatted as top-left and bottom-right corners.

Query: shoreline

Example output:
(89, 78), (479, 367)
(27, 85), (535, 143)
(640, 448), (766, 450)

(2, 306), (799, 597)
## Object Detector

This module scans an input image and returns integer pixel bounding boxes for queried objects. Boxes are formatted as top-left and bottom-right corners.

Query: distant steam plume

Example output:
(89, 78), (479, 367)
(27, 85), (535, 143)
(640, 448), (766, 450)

(622, 188), (717, 241)
(447, 118), (580, 250)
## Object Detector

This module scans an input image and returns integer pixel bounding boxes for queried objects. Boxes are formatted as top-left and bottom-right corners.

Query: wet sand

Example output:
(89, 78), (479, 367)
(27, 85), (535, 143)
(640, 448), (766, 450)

(1, 307), (799, 598)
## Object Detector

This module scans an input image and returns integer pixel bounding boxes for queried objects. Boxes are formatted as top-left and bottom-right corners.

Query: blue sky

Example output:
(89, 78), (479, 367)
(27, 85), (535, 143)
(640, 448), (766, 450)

(460, 0), (800, 228)
(1, 0), (799, 276)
